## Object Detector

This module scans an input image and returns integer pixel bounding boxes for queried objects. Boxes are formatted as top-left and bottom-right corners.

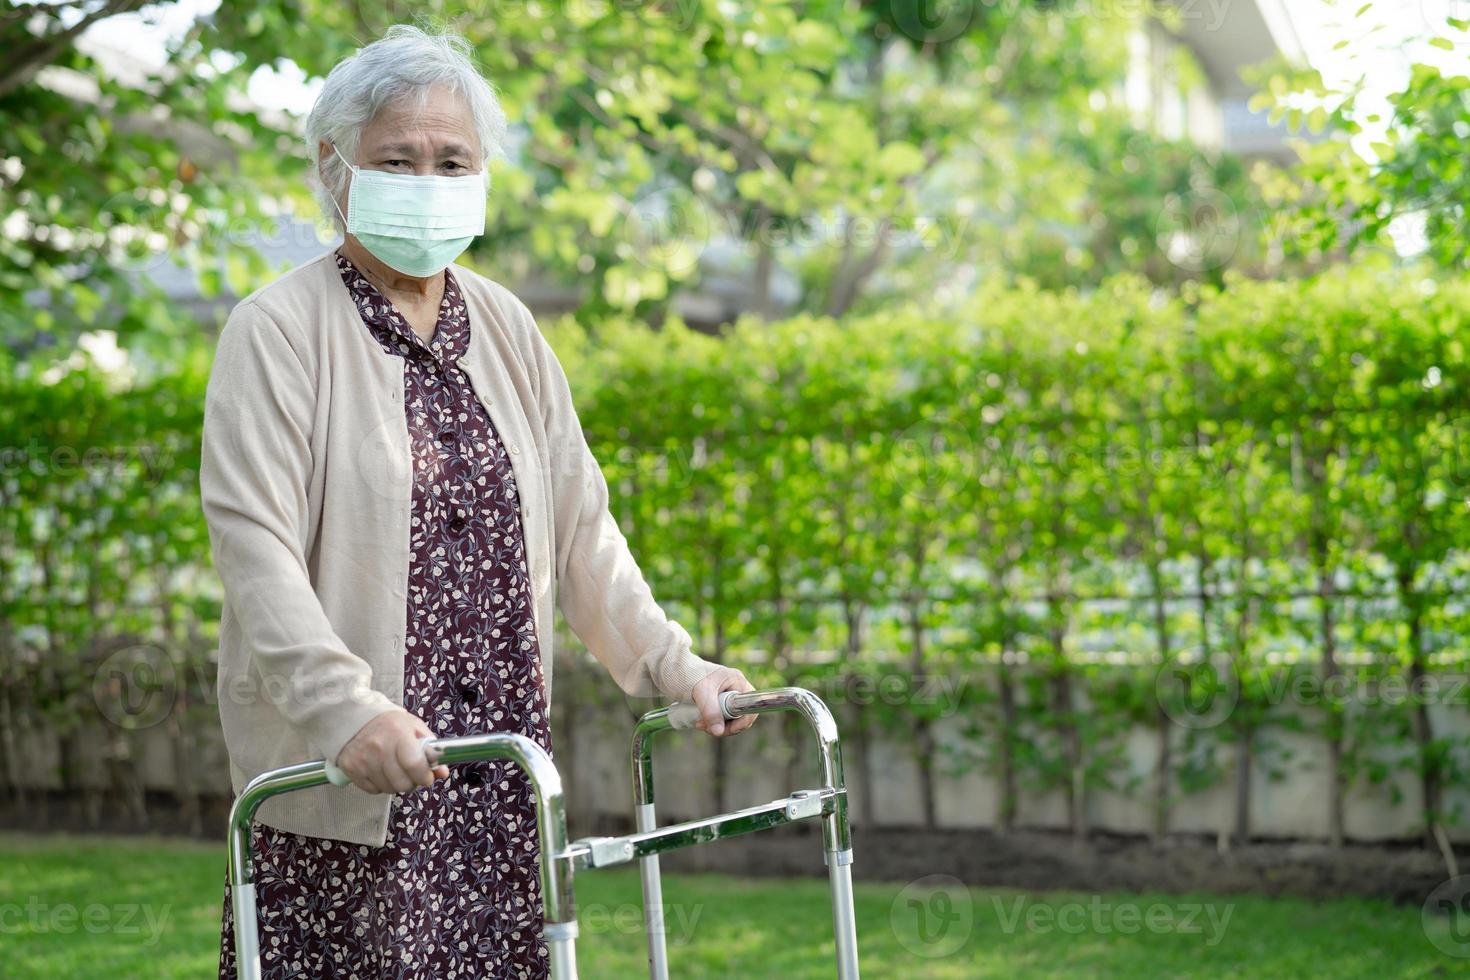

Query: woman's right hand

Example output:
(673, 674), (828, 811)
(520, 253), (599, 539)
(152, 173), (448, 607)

(335, 708), (450, 794)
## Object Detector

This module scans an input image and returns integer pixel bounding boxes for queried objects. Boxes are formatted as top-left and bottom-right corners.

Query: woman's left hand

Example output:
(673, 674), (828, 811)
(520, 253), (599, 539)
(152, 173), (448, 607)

(690, 666), (758, 737)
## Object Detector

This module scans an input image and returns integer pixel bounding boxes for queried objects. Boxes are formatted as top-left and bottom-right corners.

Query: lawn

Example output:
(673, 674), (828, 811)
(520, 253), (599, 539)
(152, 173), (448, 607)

(0, 832), (1458, 978)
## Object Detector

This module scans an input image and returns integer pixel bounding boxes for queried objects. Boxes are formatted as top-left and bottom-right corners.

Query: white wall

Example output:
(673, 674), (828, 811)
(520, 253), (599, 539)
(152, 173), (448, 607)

(6, 666), (1466, 845)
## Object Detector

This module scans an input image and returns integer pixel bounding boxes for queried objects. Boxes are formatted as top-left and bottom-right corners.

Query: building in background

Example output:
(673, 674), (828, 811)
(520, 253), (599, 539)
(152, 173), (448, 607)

(1128, 0), (1305, 162)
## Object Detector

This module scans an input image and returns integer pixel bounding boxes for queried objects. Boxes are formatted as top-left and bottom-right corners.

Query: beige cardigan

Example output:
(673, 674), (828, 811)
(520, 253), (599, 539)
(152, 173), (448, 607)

(200, 249), (721, 846)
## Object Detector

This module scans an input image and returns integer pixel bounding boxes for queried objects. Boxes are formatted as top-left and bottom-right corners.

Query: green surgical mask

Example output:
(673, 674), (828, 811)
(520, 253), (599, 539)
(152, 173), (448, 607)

(330, 142), (488, 277)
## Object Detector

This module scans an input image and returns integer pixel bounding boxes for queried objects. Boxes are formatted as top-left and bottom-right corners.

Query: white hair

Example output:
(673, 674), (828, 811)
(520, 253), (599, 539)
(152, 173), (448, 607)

(304, 24), (509, 233)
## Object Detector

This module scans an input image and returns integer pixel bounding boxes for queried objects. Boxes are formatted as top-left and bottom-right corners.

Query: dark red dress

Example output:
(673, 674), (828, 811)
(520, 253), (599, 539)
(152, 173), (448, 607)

(217, 250), (554, 979)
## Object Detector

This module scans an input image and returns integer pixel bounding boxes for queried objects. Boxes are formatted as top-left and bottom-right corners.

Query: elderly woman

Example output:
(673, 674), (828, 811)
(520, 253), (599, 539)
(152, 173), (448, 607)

(203, 25), (755, 979)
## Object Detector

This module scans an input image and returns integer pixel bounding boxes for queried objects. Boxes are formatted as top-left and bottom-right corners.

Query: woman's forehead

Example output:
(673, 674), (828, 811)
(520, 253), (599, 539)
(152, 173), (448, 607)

(362, 89), (478, 155)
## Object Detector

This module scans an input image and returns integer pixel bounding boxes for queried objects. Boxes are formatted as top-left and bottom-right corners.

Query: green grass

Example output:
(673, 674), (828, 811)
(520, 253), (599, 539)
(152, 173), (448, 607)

(0, 832), (1459, 978)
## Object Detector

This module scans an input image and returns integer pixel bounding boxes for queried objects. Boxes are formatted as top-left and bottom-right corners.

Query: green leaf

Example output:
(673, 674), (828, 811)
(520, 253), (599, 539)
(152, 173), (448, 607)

(875, 142), (926, 179)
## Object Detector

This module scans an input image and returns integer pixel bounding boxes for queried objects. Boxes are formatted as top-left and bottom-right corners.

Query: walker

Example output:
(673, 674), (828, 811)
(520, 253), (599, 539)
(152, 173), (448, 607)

(226, 686), (860, 978)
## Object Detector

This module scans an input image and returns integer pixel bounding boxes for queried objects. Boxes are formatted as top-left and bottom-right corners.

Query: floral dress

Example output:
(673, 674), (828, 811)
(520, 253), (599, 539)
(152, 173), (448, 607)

(217, 249), (554, 979)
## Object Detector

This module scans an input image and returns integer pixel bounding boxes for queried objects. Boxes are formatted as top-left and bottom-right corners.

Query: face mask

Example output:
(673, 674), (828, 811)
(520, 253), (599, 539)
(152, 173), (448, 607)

(329, 142), (488, 277)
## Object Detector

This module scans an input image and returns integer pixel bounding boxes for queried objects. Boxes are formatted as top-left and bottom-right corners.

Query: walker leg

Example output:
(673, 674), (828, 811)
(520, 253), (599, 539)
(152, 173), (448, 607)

(231, 883), (261, 980)
(827, 856), (860, 980)
(547, 924), (579, 980)
(816, 700), (860, 979)
(637, 802), (671, 980)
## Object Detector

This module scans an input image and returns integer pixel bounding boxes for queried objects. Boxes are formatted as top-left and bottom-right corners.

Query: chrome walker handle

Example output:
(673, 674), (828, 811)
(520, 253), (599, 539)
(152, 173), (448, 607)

(323, 735), (440, 787)
(228, 731), (579, 980)
(665, 689), (742, 730)
(630, 686), (860, 980)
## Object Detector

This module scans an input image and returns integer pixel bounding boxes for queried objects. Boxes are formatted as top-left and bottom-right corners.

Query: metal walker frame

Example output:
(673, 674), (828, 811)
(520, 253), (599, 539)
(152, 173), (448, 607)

(227, 686), (860, 979)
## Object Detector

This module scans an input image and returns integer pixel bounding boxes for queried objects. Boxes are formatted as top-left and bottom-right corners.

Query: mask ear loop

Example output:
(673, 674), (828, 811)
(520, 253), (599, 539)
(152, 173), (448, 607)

(327, 142), (356, 230)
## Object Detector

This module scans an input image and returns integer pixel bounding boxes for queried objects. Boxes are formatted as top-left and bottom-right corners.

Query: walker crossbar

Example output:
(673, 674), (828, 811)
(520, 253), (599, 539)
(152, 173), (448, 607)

(565, 786), (839, 870)
(225, 688), (859, 980)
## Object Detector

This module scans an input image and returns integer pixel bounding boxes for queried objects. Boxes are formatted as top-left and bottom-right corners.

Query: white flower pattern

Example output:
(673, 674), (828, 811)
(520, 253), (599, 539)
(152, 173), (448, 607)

(217, 250), (553, 979)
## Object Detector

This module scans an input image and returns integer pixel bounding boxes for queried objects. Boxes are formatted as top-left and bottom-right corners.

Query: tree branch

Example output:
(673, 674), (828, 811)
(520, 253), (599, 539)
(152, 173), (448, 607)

(0, 0), (149, 99)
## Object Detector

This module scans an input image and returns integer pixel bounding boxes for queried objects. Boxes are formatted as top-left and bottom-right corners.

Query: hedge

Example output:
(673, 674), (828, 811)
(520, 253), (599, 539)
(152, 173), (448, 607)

(2, 261), (1468, 847)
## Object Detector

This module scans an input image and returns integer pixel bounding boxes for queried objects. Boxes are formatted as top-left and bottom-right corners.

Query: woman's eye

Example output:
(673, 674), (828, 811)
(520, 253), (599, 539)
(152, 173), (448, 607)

(385, 160), (409, 167)
(442, 162), (464, 171)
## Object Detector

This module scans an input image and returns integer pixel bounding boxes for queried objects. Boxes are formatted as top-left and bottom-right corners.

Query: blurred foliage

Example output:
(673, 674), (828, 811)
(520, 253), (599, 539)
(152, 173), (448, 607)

(9, 0), (1470, 845)
(207, 0), (1144, 317)
(4, 0), (1274, 366)
(1255, 9), (1470, 269)
(6, 264), (1470, 840)
(554, 261), (1470, 839)
(0, 0), (298, 367)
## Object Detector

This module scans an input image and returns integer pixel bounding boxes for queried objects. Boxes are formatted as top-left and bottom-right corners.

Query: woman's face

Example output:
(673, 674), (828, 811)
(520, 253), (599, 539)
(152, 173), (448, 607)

(323, 83), (481, 210)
